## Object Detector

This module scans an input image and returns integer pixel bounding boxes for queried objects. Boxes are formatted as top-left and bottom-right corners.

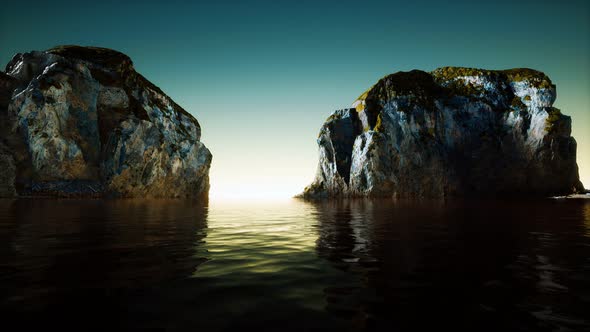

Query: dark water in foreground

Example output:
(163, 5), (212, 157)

(1, 198), (589, 331)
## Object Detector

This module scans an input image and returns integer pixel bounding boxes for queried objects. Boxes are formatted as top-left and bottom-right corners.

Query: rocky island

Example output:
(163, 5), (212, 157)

(302, 67), (584, 198)
(0, 46), (211, 198)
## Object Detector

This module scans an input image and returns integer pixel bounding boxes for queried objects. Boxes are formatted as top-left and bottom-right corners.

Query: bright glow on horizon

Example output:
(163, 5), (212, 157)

(209, 183), (300, 201)
(201, 118), (322, 201)
(1, 1), (588, 194)
(208, 169), (314, 201)
(209, 191), (293, 201)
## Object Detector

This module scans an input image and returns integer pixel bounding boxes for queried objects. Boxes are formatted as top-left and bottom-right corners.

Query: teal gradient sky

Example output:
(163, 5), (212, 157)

(2, 0), (589, 198)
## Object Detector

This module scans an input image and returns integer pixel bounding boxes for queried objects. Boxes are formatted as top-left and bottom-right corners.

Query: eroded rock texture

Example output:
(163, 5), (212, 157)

(303, 68), (584, 198)
(0, 46), (211, 198)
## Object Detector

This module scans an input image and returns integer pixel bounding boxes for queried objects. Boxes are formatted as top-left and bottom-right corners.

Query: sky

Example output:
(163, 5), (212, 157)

(1, 0), (589, 199)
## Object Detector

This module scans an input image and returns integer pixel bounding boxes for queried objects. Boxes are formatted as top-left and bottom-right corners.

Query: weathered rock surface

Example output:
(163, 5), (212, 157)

(303, 67), (584, 198)
(0, 46), (211, 198)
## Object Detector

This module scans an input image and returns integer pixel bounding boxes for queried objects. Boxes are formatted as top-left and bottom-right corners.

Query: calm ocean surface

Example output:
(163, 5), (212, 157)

(1, 198), (589, 331)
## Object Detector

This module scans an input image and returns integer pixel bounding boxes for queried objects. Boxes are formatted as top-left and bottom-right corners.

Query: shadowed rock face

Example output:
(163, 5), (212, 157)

(0, 45), (211, 198)
(303, 67), (584, 198)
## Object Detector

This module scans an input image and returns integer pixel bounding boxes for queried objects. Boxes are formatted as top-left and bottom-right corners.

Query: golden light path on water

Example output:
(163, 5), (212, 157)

(190, 198), (339, 313)
(2, 196), (590, 329)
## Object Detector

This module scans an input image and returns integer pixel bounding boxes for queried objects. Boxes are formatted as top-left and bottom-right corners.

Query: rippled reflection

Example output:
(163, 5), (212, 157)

(312, 199), (590, 331)
(1, 198), (589, 330)
(584, 203), (590, 238)
(0, 199), (209, 328)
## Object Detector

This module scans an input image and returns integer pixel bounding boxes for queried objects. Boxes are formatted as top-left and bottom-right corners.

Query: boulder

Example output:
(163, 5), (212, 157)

(303, 68), (584, 198)
(0, 46), (211, 198)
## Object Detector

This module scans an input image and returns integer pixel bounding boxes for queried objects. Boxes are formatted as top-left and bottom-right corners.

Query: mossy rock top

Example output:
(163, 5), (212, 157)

(354, 67), (554, 114)
(431, 66), (549, 81)
(431, 67), (552, 88)
(357, 70), (442, 101)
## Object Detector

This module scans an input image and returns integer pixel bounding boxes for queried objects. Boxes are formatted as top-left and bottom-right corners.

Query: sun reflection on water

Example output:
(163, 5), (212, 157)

(192, 199), (322, 278)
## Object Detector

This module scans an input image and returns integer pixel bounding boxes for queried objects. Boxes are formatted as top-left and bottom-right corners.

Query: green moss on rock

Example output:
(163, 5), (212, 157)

(442, 79), (485, 98)
(431, 67), (552, 89)
(503, 68), (552, 88)
(353, 67), (554, 117)
(511, 96), (527, 110)
(431, 67), (495, 80)
(431, 67), (553, 91)
(358, 70), (443, 115)
(303, 181), (324, 195)
(370, 70), (441, 100)
(373, 113), (383, 132)
(325, 112), (342, 123)
(545, 107), (562, 133)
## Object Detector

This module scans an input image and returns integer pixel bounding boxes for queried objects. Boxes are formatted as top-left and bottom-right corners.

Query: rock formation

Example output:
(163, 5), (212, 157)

(0, 46), (211, 198)
(303, 67), (584, 198)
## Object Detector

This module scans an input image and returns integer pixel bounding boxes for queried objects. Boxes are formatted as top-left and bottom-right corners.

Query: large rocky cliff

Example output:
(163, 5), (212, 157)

(303, 67), (584, 198)
(0, 46), (211, 198)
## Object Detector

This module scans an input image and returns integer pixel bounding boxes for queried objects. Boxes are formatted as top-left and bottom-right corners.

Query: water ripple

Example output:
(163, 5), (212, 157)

(0, 198), (589, 330)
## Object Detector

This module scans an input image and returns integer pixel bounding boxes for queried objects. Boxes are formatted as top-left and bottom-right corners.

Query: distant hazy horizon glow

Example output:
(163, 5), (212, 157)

(208, 170), (311, 200)
(1, 0), (589, 197)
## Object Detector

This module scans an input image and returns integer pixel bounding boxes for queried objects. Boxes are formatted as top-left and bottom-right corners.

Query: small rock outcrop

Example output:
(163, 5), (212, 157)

(303, 67), (584, 198)
(0, 46), (211, 198)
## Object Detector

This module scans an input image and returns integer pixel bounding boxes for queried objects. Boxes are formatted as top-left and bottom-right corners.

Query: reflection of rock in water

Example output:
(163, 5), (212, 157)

(314, 199), (461, 330)
(314, 200), (374, 330)
(0, 199), (209, 327)
(316, 200), (363, 265)
(313, 199), (590, 331)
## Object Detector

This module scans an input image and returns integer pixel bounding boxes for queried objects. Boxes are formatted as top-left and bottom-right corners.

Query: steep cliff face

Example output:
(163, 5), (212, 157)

(0, 46), (211, 198)
(303, 67), (584, 198)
